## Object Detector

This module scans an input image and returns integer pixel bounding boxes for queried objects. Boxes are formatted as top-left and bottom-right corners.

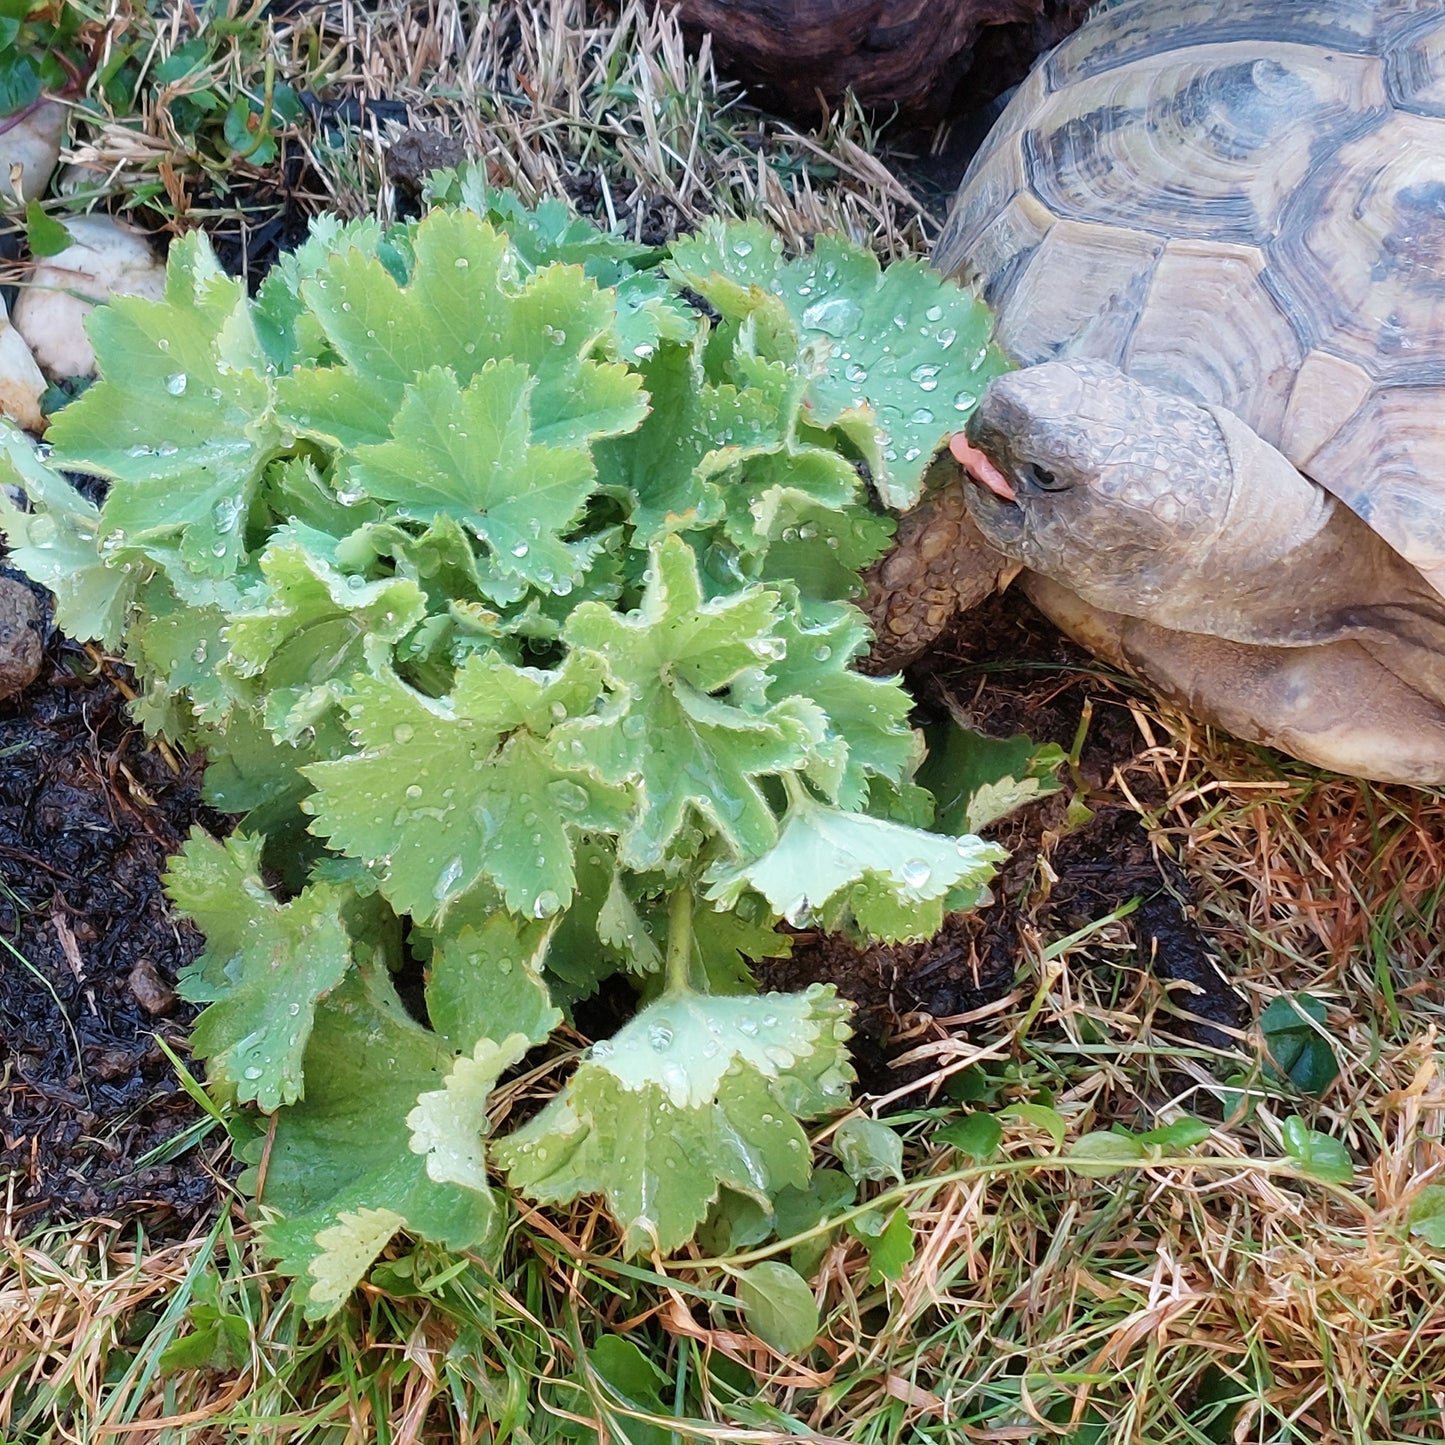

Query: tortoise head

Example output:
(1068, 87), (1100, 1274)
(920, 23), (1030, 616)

(957, 361), (1235, 617)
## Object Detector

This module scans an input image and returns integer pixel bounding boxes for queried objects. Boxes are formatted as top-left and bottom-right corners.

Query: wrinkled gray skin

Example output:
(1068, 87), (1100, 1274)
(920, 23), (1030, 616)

(959, 361), (1445, 784)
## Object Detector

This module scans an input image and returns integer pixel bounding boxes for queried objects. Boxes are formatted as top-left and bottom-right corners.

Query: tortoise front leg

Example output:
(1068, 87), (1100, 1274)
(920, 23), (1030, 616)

(859, 472), (1021, 674)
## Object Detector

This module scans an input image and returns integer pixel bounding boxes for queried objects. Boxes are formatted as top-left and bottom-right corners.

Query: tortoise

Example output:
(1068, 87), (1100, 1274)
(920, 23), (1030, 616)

(866, 0), (1445, 786)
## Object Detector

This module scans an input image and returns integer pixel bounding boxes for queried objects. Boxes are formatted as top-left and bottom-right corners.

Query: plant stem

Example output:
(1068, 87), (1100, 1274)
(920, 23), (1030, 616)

(664, 885), (695, 995)
(781, 770), (811, 809)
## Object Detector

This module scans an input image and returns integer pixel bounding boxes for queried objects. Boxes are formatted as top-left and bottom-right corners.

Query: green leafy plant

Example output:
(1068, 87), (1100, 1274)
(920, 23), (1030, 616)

(0, 179), (1012, 1317)
(0, 1), (88, 118)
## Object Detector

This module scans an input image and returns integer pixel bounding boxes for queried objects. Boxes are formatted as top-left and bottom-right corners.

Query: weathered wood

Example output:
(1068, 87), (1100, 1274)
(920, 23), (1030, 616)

(656, 0), (1091, 119)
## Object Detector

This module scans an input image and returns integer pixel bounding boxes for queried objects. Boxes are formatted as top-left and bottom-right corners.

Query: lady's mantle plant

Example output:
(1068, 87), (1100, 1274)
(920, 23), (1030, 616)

(0, 181), (1010, 1315)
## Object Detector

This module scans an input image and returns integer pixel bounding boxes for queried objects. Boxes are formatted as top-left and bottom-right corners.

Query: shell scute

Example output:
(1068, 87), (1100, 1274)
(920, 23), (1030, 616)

(1024, 43), (1390, 245)
(1123, 240), (1303, 445)
(1045, 0), (1382, 90)
(1306, 384), (1445, 596)
(1383, 8), (1445, 117)
(1267, 110), (1445, 384)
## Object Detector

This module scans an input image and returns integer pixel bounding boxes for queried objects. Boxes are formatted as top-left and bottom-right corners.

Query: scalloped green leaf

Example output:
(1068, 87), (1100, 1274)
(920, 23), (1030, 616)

(591, 338), (791, 545)
(46, 232), (280, 577)
(303, 651), (624, 922)
(706, 791), (1004, 944)
(557, 535), (811, 870)
(495, 985), (854, 1253)
(348, 362), (613, 596)
(0, 425), (140, 646)
(669, 222), (1009, 507)
(225, 541), (429, 741)
(166, 830), (353, 1111)
(259, 964), (516, 1317)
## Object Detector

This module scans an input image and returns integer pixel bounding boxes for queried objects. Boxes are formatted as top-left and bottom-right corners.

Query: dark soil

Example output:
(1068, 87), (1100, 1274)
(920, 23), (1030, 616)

(766, 590), (1245, 1098)
(0, 574), (223, 1237)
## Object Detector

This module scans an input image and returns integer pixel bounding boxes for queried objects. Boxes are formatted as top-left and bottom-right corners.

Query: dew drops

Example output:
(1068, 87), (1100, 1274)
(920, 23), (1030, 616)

(801, 295), (862, 337)
(548, 779), (590, 812)
(393, 723), (416, 744)
(589, 1040), (615, 1062)
(812, 643), (832, 662)
(731, 239), (753, 257)
(164, 372), (188, 396)
(911, 407), (934, 424)
(405, 783), (424, 801)
(633, 342), (655, 359)
(910, 363), (942, 392)
(937, 327), (957, 349)
(953, 389), (977, 411)
(622, 714), (646, 739)
(532, 889), (561, 919)
(900, 858), (933, 888)
(454, 255), (469, 268)
(648, 1024), (674, 1052)
(497, 956), (514, 975)
(511, 541), (529, 558)
(434, 856), (465, 901)
(736, 1018), (759, 1037)
(844, 361), (868, 383)
(243, 1065), (264, 1080)
(212, 496), (242, 531)
(924, 304), (944, 322)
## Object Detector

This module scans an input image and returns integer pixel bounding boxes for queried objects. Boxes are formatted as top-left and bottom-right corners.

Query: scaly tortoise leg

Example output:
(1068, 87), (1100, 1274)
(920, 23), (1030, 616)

(857, 471), (1020, 675)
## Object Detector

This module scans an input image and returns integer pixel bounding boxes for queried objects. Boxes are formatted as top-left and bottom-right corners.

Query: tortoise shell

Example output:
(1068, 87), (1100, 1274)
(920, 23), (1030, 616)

(934, 0), (1445, 597)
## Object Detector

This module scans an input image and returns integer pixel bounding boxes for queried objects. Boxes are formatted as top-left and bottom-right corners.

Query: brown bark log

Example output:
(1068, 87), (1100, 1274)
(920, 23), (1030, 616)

(656, 0), (1091, 121)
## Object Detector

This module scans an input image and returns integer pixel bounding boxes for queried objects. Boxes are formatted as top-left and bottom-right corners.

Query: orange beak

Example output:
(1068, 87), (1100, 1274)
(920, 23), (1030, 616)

(950, 432), (1016, 502)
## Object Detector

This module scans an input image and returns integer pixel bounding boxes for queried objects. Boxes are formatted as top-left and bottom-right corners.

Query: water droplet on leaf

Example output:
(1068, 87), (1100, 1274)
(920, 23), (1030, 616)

(900, 858), (932, 888)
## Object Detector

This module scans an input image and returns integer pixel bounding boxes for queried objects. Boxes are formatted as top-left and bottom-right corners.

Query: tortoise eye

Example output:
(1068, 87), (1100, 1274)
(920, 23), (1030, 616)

(1025, 461), (1066, 491)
